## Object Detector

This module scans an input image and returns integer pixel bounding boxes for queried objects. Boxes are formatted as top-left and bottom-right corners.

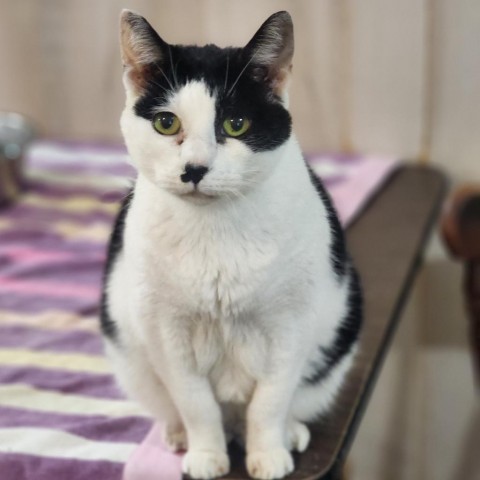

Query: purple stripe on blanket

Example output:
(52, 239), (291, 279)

(26, 181), (129, 203)
(0, 260), (103, 287)
(0, 453), (123, 480)
(0, 367), (123, 399)
(0, 236), (107, 255)
(0, 277), (100, 301)
(0, 326), (103, 355)
(0, 245), (105, 262)
(0, 231), (64, 247)
(6, 204), (115, 225)
(0, 407), (152, 444)
(0, 292), (99, 315)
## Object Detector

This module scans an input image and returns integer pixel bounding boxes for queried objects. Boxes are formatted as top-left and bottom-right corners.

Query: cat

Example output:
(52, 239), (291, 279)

(101, 9), (362, 480)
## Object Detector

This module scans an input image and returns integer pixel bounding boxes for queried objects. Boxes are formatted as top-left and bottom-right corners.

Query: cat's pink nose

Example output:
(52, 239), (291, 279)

(180, 164), (209, 185)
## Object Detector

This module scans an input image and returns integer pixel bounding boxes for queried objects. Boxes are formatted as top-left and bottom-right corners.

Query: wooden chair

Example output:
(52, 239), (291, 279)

(441, 185), (480, 385)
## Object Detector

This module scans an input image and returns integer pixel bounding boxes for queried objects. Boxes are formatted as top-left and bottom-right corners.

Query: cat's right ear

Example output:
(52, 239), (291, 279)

(244, 11), (294, 98)
(120, 10), (167, 96)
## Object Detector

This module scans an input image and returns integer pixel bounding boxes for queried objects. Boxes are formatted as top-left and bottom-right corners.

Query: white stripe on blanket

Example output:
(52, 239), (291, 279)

(0, 384), (147, 418)
(0, 427), (136, 462)
(28, 169), (132, 190)
(29, 143), (130, 166)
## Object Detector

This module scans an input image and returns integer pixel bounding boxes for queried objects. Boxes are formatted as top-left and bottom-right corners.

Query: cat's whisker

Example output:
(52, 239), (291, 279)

(226, 54), (256, 97)
(168, 46), (179, 88)
(174, 59), (181, 88)
(220, 188), (239, 202)
(215, 184), (249, 202)
(116, 188), (135, 205)
(149, 78), (169, 94)
(224, 55), (230, 93)
(155, 64), (174, 91)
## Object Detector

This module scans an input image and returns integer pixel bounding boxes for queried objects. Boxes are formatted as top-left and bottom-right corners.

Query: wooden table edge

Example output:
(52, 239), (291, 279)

(317, 165), (449, 479)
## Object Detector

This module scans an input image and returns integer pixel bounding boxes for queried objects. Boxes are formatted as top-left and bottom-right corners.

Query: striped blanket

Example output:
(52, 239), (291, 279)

(0, 141), (397, 480)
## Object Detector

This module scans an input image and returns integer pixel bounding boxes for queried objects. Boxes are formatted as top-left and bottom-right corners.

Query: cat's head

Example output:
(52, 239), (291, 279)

(119, 10), (294, 202)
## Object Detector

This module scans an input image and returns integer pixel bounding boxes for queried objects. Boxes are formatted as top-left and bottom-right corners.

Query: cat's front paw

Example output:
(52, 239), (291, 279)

(247, 448), (294, 480)
(182, 450), (230, 479)
(286, 421), (310, 452)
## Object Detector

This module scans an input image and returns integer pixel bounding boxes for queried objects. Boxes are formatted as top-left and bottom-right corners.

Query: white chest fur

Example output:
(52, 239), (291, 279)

(116, 139), (333, 403)
(123, 177), (287, 402)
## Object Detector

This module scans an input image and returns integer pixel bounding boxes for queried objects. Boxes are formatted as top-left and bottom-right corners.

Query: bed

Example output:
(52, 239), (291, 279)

(0, 141), (445, 479)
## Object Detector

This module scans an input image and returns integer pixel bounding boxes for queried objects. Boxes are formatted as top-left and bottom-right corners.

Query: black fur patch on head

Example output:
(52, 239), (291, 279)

(133, 43), (292, 153)
(100, 189), (134, 341)
(303, 267), (363, 385)
(306, 163), (348, 279)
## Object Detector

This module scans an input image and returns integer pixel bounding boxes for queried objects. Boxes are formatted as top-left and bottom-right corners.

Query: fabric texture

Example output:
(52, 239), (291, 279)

(0, 141), (398, 480)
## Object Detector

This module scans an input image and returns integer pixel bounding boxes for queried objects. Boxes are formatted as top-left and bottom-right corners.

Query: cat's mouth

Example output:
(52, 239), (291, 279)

(182, 187), (218, 202)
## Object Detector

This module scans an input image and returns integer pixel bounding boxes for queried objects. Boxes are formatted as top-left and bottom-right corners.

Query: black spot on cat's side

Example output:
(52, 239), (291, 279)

(100, 188), (134, 341)
(306, 163), (347, 278)
(303, 267), (363, 385)
(133, 44), (292, 153)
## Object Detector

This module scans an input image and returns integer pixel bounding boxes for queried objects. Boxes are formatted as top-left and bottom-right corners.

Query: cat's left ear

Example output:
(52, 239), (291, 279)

(120, 10), (168, 96)
(244, 11), (294, 98)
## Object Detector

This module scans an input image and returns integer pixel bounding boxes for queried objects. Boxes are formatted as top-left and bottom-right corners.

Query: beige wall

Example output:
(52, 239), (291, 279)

(1, 0), (479, 182)
(1, 1), (479, 479)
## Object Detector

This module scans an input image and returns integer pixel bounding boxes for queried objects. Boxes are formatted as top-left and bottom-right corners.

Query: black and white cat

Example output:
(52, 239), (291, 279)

(101, 10), (362, 480)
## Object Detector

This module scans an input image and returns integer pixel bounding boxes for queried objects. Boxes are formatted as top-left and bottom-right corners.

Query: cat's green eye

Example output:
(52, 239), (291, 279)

(222, 117), (251, 137)
(153, 112), (181, 135)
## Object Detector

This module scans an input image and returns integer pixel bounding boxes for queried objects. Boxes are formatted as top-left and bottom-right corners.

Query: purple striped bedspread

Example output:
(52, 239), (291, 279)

(0, 141), (398, 480)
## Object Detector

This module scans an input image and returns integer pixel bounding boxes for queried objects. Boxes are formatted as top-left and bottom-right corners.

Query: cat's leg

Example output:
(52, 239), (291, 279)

(147, 338), (229, 479)
(105, 342), (187, 452)
(245, 334), (308, 480)
(161, 374), (229, 478)
(246, 319), (356, 477)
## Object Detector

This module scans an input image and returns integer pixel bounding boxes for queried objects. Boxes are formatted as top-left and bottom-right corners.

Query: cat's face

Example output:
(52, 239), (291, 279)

(120, 10), (294, 202)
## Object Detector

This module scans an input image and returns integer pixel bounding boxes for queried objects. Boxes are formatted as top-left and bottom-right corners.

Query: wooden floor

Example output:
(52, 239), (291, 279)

(199, 165), (448, 480)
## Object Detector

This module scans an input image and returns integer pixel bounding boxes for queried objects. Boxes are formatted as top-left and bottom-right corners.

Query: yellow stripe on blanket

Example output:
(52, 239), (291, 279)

(0, 348), (109, 374)
(23, 194), (119, 215)
(0, 384), (147, 418)
(0, 427), (137, 463)
(0, 310), (99, 333)
(54, 221), (112, 242)
(28, 169), (131, 191)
